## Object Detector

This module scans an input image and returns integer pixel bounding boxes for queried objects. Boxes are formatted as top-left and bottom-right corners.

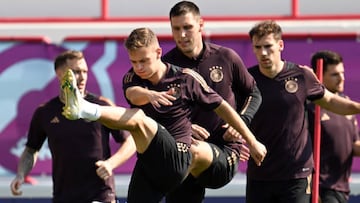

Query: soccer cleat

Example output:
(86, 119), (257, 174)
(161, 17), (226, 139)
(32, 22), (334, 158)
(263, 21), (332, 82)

(61, 69), (82, 120)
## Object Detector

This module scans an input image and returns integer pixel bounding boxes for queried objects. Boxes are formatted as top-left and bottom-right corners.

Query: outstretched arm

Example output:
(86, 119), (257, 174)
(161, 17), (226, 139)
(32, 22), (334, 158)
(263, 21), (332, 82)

(10, 147), (38, 196)
(222, 85), (261, 161)
(214, 100), (267, 166)
(314, 89), (360, 115)
(126, 86), (176, 107)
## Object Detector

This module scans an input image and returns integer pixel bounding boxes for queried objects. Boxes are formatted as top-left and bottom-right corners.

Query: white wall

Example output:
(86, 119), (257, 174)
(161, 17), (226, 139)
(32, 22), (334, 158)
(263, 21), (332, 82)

(1, 0), (360, 43)
(0, 0), (359, 18)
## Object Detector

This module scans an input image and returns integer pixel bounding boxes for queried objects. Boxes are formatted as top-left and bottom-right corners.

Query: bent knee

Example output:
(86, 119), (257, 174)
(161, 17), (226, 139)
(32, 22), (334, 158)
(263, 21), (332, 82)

(131, 108), (147, 121)
(127, 108), (158, 135)
(190, 142), (213, 167)
(126, 108), (147, 129)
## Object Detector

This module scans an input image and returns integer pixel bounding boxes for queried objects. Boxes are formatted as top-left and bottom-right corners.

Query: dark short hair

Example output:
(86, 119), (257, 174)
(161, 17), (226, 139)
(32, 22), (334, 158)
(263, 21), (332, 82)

(169, 1), (200, 19)
(310, 50), (343, 73)
(54, 50), (84, 70)
(249, 20), (282, 41)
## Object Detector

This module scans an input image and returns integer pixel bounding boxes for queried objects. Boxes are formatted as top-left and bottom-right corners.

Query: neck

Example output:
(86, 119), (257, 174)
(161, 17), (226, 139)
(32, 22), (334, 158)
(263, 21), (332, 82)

(259, 61), (284, 79)
(184, 41), (203, 59)
(149, 62), (167, 85)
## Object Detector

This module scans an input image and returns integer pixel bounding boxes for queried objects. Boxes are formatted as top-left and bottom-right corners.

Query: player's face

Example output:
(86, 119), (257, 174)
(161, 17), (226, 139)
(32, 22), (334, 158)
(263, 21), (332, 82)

(170, 12), (203, 57)
(66, 58), (88, 96)
(56, 58), (88, 97)
(323, 63), (345, 93)
(128, 44), (162, 82)
(252, 33), (283, 70)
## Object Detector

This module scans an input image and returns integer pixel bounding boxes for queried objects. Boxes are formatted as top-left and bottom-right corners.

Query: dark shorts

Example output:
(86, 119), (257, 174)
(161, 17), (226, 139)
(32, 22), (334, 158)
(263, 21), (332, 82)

(127, 124), (192, 203)
(246, 176), (312, 203)
(165, 143), (239, 203)
(197, 143), (239, 189)
(319, 188), (348, 203)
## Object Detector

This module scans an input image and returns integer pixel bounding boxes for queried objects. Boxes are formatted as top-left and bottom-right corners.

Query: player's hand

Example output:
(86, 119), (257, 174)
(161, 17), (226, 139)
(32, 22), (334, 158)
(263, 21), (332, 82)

(222, 124), (242, 142)
(249, 141), (267, 166)
(221, 124), (250, 161)
(10, 175), (24, 196)
(191, 124), (210, 141)
(239, 141), (250, 162)
(148, 90), (176, 108)
(95, 160), (113, 180)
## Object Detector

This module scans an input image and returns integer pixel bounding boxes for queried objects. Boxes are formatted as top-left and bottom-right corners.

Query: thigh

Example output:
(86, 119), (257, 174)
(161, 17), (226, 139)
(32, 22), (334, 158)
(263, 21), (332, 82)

(140, 125), (192, 192)
(189, 140), (214, 177)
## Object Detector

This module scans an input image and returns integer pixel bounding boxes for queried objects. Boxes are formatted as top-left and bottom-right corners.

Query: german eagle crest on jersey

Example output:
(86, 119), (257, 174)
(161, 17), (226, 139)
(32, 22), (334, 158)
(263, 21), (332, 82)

(285, 77), (298, 93)
(209, 65), (224, 82)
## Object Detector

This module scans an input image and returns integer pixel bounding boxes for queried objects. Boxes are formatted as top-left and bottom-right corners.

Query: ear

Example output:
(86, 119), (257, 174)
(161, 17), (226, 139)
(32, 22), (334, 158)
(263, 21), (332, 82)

(199, 18), (204, 32)
(55, 68), (64, 80)
(279, 40), (284, 51)
(156, 47), (162, 59)
(56, 66), (70, 81)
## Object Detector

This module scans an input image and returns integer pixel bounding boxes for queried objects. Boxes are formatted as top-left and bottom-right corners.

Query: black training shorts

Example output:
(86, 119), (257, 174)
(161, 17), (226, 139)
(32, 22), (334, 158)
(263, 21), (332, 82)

(197, 143), (239, 189)
(127, 124), (192, 203)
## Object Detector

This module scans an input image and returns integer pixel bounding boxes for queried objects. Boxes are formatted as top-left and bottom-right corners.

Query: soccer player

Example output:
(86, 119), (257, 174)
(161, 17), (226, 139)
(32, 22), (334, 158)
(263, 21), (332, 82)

(10, 50), (136, 203)
(246, 20), (360, 203)
(162, 2), (262, 201)
(61, 27), (267, 203)
(308, 50), (360, 203)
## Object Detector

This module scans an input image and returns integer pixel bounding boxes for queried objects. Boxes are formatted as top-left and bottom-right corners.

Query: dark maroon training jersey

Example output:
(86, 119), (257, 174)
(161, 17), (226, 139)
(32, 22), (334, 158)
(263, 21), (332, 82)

(308, 94), (360, 197)
(248, 62), (325, 181)
(26, 93), (129, 203)
(163, 42), (256, 152)
(122, 63), (224, 147)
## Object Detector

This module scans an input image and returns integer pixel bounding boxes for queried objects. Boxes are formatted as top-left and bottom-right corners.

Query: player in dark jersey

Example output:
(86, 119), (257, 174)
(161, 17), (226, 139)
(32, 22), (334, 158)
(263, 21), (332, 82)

(308, 50), (360, 203)
(61, 27), (267, 203)
(162, 2), (262, 202)
(246, 20), (360, 203)
(10, 50), (136, 203)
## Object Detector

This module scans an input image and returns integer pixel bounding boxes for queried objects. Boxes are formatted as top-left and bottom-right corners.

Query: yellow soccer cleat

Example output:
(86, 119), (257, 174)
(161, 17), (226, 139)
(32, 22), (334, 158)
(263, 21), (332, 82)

(61, 69), (82, 120)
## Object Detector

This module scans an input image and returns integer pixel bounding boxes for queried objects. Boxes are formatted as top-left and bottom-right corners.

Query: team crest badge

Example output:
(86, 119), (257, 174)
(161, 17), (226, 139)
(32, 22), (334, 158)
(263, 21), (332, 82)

(285, 77), (298, 93)
(209, 66), (223, 83)
(168, 84), (181, 99)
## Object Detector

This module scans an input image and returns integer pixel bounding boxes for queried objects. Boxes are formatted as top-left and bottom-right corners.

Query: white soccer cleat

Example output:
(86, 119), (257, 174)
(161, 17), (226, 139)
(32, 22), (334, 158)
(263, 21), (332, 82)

(61, 69), (82, 120)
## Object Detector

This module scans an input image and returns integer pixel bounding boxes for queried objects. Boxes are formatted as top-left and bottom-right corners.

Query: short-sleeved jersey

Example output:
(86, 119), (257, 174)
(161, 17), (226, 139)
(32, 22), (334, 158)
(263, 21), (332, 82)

(247, 62), (325, 180)
(308, 94), (360, 195)
(26, 92), (129, 203)
(163, 42), (255, 151)
(122, 63), (223, 147)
